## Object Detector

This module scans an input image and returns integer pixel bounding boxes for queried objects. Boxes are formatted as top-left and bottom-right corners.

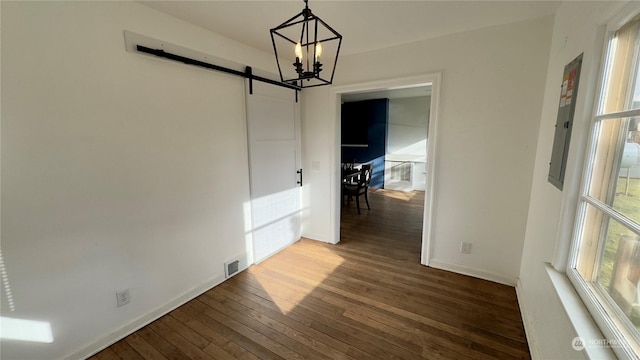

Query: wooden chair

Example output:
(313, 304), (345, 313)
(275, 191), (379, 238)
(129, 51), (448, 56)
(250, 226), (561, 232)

(343, 163), (372, 215)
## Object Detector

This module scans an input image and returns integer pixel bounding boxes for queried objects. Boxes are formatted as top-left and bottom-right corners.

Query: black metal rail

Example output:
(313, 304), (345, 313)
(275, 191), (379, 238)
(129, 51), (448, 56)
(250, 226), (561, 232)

(136, 45), (301, 93)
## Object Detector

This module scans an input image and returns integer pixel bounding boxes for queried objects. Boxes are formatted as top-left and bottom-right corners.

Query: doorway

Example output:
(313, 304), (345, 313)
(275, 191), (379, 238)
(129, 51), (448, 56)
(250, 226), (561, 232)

(329, 73), (441, 266)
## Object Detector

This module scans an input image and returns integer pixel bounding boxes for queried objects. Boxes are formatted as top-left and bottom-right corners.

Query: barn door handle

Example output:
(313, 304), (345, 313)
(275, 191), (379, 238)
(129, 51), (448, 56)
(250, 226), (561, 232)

(297, 169), (303, 187)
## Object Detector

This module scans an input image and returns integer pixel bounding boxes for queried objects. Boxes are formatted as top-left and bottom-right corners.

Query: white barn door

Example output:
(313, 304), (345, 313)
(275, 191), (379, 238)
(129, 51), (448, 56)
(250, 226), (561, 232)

(246, 81), (301, 264)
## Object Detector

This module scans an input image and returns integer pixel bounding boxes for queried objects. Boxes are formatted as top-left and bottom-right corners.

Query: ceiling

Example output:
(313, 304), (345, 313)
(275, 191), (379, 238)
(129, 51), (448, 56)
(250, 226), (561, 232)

(140, 1), (561, 57)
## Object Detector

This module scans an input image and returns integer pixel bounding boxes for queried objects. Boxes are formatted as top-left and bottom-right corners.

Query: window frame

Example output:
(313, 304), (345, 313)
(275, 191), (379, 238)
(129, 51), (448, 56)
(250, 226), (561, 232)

(567, 7), (640, 360)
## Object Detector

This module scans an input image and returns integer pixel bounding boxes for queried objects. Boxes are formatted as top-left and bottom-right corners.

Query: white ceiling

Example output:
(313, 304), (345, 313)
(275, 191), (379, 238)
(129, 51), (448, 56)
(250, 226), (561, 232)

(140, 0), (561, 57)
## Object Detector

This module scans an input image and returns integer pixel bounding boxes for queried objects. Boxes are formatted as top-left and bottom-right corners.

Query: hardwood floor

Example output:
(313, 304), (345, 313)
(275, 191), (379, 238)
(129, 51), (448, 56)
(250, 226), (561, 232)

(90, 189), (530, 360)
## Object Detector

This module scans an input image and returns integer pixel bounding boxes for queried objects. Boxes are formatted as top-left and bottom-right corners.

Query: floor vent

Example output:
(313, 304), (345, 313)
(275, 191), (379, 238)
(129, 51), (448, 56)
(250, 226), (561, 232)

(225, 259), (240, 278)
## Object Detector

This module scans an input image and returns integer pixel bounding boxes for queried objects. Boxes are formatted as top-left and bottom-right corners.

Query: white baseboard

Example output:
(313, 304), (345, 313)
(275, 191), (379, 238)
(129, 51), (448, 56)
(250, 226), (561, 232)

(66, 272), (230, 360)
(428, 259), (517, 286)
(301, 233), (336, 244)
(516, 278), (542, 360)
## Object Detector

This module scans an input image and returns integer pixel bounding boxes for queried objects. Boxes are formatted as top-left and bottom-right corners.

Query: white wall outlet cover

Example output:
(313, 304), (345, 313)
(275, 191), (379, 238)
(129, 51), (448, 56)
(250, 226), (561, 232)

(116, 289), (131, 308)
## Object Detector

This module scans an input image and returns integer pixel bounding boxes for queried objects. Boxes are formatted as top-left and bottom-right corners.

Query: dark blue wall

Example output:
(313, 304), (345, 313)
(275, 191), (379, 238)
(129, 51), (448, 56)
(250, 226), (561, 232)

(341, 99), (388, 188)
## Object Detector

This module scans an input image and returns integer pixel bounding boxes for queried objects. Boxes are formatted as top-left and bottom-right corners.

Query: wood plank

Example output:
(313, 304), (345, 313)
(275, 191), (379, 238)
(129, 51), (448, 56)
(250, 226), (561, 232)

(235, 268), (425, 359)
(92, 346), (122, 360)
(284, 243), (520, 311)
(209, 287), (356, 360)
(248, 257), (526, 357)
(198, 291), (332, 360)
(216, 280), (379, 360)
(231, 272), (415, 359)
(124, 332), (168, 360)
(109, 341), (143, 360)
(147, 317), (217, 360)
(270, 247), (522, 325)
(170, 307), (261, 360)
(135, 326), (187, 360)
(180, 301), (283, 360)
(189, 298), (305, 359)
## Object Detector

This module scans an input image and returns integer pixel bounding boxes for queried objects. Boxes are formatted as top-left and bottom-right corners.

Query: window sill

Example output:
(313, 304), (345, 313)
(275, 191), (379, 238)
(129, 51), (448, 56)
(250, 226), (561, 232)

(545, 263), (617, 359)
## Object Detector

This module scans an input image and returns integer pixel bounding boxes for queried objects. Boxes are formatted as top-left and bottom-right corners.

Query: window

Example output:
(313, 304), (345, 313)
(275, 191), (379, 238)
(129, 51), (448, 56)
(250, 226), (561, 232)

(569, 13), (640, 358)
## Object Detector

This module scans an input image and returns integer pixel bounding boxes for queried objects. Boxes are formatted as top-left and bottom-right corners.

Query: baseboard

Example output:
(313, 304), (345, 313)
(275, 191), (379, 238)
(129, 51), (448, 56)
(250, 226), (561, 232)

(301, 233), (336, 244)
(66, 272), (230, 360)
(516, 278), (543, 360)
(428, 259), (517, 286)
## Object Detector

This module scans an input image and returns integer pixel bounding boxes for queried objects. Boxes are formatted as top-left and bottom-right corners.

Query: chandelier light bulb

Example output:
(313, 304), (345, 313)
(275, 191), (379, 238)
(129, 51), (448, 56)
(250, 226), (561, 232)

(315, 42), (322, 62)
(295, 42), (303, 60)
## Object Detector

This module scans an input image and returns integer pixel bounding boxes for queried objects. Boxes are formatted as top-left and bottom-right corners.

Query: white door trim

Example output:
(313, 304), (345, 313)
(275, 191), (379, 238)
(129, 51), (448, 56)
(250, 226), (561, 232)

(328, 73), (441, 266)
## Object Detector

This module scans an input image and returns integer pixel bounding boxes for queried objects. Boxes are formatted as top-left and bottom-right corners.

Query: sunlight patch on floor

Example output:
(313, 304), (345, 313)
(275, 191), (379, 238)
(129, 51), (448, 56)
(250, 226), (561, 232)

(252, 243), (344, 314)
(375, 189), (417, 201)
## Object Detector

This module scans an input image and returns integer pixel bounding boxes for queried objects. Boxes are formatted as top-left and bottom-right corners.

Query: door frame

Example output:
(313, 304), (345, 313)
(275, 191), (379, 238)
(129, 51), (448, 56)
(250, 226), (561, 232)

(328, 73), (441, 266)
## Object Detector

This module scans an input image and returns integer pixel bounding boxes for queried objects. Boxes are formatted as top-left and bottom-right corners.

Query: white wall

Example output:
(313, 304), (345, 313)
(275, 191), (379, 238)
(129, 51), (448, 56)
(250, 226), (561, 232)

(519, 2), (630, 358)
(300, 88), (333, 241)
(302, 17), (553, 284)
(386, 96), (430, 191)
(387, 96), (430, 157)
(1, 2), (276, 359)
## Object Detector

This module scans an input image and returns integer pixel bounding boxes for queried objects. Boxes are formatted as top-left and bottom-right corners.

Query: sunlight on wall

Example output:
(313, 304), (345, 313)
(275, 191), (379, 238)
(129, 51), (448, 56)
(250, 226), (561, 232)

(389, 139), (427, 156)
(0, 248), (15, 312)
(0, 317), (53, 343)
(243, 201), (255, 266)
(248, 187), (301, 264)
(0, 248), (54, 343)
(253, 244), (344, 314)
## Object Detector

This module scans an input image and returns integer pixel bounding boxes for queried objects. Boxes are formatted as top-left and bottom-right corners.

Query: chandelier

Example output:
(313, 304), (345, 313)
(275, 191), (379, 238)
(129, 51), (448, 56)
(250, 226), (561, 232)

(270, 0), (342, 88)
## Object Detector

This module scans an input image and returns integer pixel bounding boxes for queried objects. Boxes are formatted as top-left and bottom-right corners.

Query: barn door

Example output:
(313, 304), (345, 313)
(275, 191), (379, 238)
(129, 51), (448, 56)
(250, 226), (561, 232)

(245, 81), (301, 263)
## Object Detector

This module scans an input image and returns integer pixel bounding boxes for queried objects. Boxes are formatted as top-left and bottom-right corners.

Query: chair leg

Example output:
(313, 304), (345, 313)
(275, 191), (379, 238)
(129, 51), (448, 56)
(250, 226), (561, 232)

(355, 194), (361, 215)
(364, 189), (370, 209)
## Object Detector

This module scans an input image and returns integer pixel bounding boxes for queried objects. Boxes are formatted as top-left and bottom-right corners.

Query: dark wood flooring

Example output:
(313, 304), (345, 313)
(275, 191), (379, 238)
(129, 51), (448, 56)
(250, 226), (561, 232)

(90, 189), (530, 359)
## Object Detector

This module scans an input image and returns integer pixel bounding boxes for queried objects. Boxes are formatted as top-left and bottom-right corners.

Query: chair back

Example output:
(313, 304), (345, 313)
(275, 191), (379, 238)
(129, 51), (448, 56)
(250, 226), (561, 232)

(359, 164), (373, 188)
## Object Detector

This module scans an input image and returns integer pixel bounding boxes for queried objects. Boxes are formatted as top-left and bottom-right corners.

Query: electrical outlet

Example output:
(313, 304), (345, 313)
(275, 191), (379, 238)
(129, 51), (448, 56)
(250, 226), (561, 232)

(116, 289), (130, 307)
(460, 242), (472, 254)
